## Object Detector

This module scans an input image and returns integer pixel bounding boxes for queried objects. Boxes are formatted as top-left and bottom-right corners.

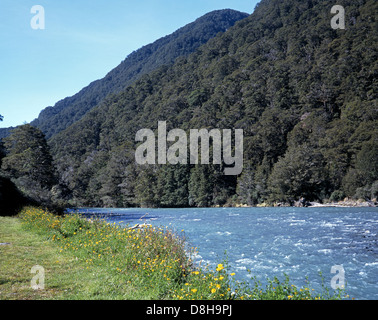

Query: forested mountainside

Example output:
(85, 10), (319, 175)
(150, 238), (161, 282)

(21, 10), (247, 140)
(1, 0), (377, 210)
(44, 0), (377, 208)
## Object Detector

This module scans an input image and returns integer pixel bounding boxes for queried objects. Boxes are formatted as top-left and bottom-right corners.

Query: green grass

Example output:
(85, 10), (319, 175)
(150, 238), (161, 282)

(0, 207), (347, 300)
(0, 215), (147, 300)
(0, 216), (99, 300)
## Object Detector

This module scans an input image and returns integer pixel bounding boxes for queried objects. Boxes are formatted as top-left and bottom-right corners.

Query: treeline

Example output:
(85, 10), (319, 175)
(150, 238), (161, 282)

(2, 0), (377, 209)
(0, 123), (66, 215)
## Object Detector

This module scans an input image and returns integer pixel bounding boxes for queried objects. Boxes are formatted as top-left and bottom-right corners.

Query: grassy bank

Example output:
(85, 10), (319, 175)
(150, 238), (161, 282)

(0, 207), (345, 300)
(0, 216), (105, 300)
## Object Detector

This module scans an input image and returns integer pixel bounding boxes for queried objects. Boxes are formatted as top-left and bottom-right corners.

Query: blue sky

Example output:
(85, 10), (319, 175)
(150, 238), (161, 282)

(0, 0), (259, 128)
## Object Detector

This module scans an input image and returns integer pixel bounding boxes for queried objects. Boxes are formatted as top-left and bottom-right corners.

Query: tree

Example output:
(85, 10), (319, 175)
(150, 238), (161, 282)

(155, 165), (190, 207)
(0, 176), (29, 216)
(355, 140), (378, 186)
(97, 144), (135, 207)
(1, 125), (57, 203)
(236, 163), (256, 205)
(0, 114), (5, 166)
(188, 165), (215, 207)
(134, 165), (158, 208)
(0, 141), (5, 170)
(237, 158), (272, 205)
(342, 139), (378, 199)
(268, 143), (327, 204)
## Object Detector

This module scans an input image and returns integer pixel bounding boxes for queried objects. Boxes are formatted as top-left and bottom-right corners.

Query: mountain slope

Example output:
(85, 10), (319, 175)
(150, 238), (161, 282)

(25, 9), (248, 139)
(50, 0), (377, 207)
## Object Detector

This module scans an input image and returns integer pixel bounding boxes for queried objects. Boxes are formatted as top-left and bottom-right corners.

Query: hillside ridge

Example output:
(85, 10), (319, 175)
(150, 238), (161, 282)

(26, 9), (249, 139)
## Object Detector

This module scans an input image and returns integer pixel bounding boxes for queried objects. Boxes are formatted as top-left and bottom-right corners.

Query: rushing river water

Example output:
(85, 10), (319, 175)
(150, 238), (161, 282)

(70, 207), (378, 300)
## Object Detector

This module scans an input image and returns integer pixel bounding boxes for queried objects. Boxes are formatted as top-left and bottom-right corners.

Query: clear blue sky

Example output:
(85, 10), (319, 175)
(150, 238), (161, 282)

(0, 0), (259, 128)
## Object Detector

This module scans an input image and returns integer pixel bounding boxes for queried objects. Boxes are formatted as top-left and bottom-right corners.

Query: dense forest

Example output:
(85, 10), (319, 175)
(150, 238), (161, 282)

(1, 0), (377, 210)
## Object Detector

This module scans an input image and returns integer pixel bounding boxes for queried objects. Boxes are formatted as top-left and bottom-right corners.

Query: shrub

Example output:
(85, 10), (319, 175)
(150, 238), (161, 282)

(371, 181), (378, 200)
(59, 214), (92, 237)
(329, 190), (346, 202)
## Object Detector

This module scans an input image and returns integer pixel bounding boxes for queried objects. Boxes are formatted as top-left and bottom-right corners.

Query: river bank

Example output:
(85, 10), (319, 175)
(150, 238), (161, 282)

(0, 207), (348, 300)
(233, 198), (378, 208)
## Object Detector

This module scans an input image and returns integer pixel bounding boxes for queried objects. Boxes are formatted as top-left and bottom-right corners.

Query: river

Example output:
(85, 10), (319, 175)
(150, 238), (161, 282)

(69, 207), (378, 300)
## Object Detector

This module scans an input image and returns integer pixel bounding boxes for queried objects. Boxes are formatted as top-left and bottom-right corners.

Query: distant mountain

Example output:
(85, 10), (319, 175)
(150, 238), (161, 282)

(49, 0), (377, 208)
(8, 9), (246, 140)
(0, 127), (15, 140)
